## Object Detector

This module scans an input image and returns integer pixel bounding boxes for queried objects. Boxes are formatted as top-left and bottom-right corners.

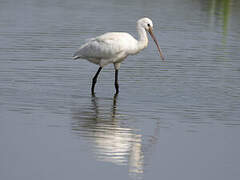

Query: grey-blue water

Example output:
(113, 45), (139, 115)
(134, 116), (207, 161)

(1, 0), (240, 179)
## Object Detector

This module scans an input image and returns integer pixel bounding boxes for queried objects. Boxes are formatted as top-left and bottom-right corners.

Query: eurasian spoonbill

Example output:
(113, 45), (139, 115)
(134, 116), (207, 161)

(73, 17), (164, 94)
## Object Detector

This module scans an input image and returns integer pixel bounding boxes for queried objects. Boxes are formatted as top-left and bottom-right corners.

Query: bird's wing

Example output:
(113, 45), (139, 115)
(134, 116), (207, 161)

(84, 37), (95, 43)
(74, 33), (130, 59)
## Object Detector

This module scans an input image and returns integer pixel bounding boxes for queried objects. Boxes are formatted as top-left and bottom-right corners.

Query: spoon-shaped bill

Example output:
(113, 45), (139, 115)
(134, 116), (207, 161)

(148, 27), (165, 61)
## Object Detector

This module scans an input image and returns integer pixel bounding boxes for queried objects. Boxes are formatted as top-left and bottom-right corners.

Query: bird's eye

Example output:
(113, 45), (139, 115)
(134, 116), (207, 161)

(147, 24), (150, 27)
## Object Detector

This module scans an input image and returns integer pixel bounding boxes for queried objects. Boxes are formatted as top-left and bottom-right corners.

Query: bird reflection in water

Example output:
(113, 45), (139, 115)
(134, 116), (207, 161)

(71, 94), (145, 176)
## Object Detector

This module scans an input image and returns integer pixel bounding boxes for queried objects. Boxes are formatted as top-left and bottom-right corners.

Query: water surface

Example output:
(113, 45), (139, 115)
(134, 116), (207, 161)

(1, 0), (240, 179)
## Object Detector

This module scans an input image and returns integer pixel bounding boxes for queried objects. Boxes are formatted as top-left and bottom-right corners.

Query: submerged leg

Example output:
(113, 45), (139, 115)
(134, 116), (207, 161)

(115, 69), (119, 94)
(91, 67), (102, 94)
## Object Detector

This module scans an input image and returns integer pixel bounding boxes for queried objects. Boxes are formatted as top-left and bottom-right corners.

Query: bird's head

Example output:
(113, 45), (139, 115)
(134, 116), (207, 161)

(138, 17), (153, 31)
(137, 17), (165, 61)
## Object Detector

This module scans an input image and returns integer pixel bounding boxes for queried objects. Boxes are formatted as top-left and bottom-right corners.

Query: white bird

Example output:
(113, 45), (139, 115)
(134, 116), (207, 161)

(73, 17), (164, 94)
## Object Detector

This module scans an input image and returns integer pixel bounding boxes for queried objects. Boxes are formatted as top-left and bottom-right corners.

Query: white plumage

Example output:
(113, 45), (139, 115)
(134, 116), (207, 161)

(73, 17), (164, 94)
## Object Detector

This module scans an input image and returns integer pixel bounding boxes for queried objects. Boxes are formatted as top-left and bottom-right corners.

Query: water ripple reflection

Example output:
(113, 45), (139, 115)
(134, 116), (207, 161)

(71, 95), (160, 177)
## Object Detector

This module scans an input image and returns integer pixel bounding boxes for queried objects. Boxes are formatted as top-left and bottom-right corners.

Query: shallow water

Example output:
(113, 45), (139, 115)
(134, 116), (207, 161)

(1, 0), (240, 179)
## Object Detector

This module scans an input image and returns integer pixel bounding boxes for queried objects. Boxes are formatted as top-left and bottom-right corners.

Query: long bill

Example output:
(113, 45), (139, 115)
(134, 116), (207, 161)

(148, 27), (165, 61)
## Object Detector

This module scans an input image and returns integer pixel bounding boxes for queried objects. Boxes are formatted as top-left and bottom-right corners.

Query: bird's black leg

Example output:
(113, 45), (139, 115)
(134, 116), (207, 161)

(91, 67), (102, 95)
(114, 69), (119, 94)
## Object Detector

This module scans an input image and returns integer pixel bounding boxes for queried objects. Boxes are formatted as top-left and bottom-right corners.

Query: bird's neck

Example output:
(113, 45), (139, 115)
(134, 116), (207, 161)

(137, 25), (148, 50)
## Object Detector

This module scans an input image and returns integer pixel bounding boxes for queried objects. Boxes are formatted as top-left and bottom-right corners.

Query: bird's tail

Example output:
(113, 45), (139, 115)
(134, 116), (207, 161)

(73, 55), (80, 60)
(73, 50), (81, 60)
